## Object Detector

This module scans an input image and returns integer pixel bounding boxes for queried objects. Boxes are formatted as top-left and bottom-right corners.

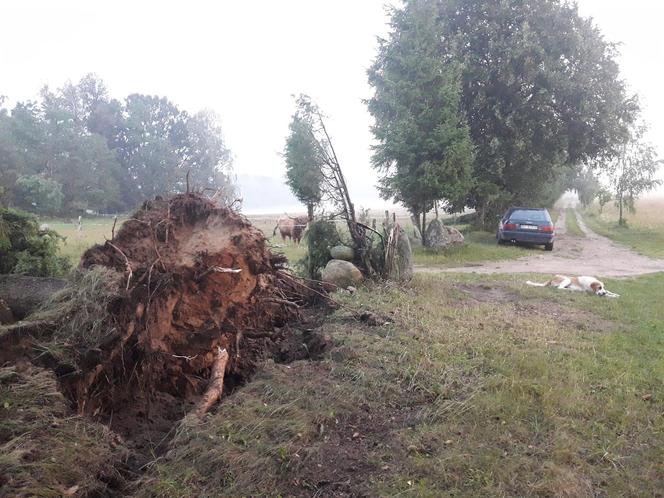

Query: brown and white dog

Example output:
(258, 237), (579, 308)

(526, 275), (620, 298)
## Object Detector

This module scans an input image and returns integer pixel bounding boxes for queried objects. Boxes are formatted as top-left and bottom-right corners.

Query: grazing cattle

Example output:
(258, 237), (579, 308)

(273, 216), (309, 244)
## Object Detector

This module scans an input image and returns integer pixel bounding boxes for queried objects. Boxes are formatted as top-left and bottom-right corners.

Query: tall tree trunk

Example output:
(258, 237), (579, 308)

(307, 203), (314, 221)
(421, 209), (427, 247)
(619, 191), (624, 225)
(478, 203), (486, 230)
(411, 211), (421, 240)
(434, 201), (439, 220)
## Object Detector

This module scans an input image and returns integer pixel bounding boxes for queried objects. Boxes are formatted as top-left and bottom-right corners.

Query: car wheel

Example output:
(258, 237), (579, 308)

(497, 237), (506, 245)
(544, 242), (554, 251)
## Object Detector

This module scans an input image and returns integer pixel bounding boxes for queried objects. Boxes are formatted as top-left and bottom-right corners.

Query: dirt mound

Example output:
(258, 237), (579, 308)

(56, 193), (304, 423)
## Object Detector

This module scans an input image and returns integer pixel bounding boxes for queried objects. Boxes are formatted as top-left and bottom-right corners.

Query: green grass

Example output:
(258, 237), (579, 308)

(582, 210), (664, 258)
(43, 217), (121, 266)
(564, 208), (585, 237)
(135, 271), (664, 496)
(413, 231), (536, 267)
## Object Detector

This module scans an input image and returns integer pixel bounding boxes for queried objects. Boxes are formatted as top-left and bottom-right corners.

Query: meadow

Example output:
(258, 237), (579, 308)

(582, 196), (664, 258)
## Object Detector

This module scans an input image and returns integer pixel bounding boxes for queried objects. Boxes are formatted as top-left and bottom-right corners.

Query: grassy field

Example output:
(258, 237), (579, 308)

(583, 197), (664, 258)
(49, 215), (529, 271)
(564, 208), (585, 237)
(550, 208), (560, 224)
(43, 217), (125, 265)
(413, 230), (534, 267)
(136, 271), (664, 497)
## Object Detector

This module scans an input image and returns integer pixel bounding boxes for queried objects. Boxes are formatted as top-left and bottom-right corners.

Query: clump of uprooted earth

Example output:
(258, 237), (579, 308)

(2, 193), (368, 495)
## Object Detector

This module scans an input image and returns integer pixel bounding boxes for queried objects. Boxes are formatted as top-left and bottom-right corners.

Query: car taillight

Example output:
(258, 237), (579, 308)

(504, 223), (517, 230)
(540, 225), (554, 233)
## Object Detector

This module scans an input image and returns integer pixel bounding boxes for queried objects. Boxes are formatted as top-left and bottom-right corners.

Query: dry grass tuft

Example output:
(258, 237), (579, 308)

(32, 266), (124, 359)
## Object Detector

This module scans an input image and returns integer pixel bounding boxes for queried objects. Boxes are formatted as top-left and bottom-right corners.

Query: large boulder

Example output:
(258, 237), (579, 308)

(394, 227), (414, 281)
(321, 259), (363, 288)
(329, 245), (354, 261)
(385, 225), (414, 282)
(425, 219), (464, 250)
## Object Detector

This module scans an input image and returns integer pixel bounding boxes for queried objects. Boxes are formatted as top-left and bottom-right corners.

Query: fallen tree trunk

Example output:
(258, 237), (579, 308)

(0, 275), (68, 319)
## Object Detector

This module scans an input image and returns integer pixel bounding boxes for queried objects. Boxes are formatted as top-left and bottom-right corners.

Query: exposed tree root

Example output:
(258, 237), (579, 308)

(195, 347), (230, 417)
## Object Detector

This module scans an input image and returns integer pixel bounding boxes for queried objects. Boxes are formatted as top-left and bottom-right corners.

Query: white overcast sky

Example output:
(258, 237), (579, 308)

(1, 0), (663, 210)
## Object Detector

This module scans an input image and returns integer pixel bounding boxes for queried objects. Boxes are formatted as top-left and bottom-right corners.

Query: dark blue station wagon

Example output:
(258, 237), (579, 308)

(497, 207), (555, 251)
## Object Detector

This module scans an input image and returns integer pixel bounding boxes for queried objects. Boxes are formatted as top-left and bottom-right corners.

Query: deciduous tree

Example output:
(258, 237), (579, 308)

(607, 125), (661, 225)
(369, 0), (639, 227)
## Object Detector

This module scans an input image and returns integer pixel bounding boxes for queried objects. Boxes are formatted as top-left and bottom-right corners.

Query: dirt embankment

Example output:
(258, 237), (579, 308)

(417, 210), (664, 277)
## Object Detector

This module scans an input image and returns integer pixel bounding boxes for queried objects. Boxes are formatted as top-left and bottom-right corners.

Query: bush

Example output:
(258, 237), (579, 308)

(0, 207), (71, 277)
(300, 220), (341, 279)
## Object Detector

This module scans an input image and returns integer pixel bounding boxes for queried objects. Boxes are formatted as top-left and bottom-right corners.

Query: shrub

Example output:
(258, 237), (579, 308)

(0, 207), (71, 276)
(300, 220), (341, 279)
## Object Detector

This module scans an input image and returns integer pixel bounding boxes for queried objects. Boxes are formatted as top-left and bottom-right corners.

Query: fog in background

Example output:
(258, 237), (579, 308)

(2, 0), (663, 213)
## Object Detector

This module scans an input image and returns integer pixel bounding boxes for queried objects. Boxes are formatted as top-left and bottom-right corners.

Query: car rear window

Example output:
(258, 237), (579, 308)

(509, 209), (550, 222)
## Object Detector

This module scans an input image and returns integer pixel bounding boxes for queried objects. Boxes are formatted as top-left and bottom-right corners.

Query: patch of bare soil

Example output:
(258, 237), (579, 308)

(418, 210), (664, 277)
(455, 283), (521, 304)
(452, 282), (617, 332)
(290, 407), (412, 497)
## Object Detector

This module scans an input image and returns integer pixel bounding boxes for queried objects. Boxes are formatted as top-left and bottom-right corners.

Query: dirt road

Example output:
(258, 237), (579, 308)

(417, 210), (664, 277)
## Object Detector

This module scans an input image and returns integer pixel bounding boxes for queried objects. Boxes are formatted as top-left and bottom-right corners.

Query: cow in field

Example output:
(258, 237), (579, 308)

(273, 215), (309, 244)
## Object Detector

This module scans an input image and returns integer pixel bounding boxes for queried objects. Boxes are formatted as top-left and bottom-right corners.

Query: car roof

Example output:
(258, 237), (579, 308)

(508, 206), (548, 211)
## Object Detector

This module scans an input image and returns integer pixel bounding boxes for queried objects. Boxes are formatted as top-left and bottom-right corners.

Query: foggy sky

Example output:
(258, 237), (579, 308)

(2, 0), (662, 212)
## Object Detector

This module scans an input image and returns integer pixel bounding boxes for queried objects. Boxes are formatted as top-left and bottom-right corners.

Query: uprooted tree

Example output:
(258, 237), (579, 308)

(22, 193), (314, 421)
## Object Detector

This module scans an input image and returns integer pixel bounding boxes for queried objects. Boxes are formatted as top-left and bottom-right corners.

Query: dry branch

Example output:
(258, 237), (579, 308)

(106, 241), (133, 290)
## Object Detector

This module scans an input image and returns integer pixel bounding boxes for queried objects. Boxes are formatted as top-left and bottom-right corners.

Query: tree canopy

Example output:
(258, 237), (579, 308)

(368, 0), (639, 226)
(367, 0), (475, 242)
(0, 75), (234, 215)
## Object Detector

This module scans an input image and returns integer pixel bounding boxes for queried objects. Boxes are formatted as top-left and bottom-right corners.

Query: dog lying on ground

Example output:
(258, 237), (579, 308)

(526, 275), (620, 298)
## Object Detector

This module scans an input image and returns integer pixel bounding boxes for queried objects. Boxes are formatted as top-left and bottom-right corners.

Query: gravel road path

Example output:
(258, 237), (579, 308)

(416, 210), (664, 277)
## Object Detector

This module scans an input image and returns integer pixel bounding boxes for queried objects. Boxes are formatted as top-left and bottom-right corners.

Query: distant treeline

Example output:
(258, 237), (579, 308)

(0, 74), (234, 215)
